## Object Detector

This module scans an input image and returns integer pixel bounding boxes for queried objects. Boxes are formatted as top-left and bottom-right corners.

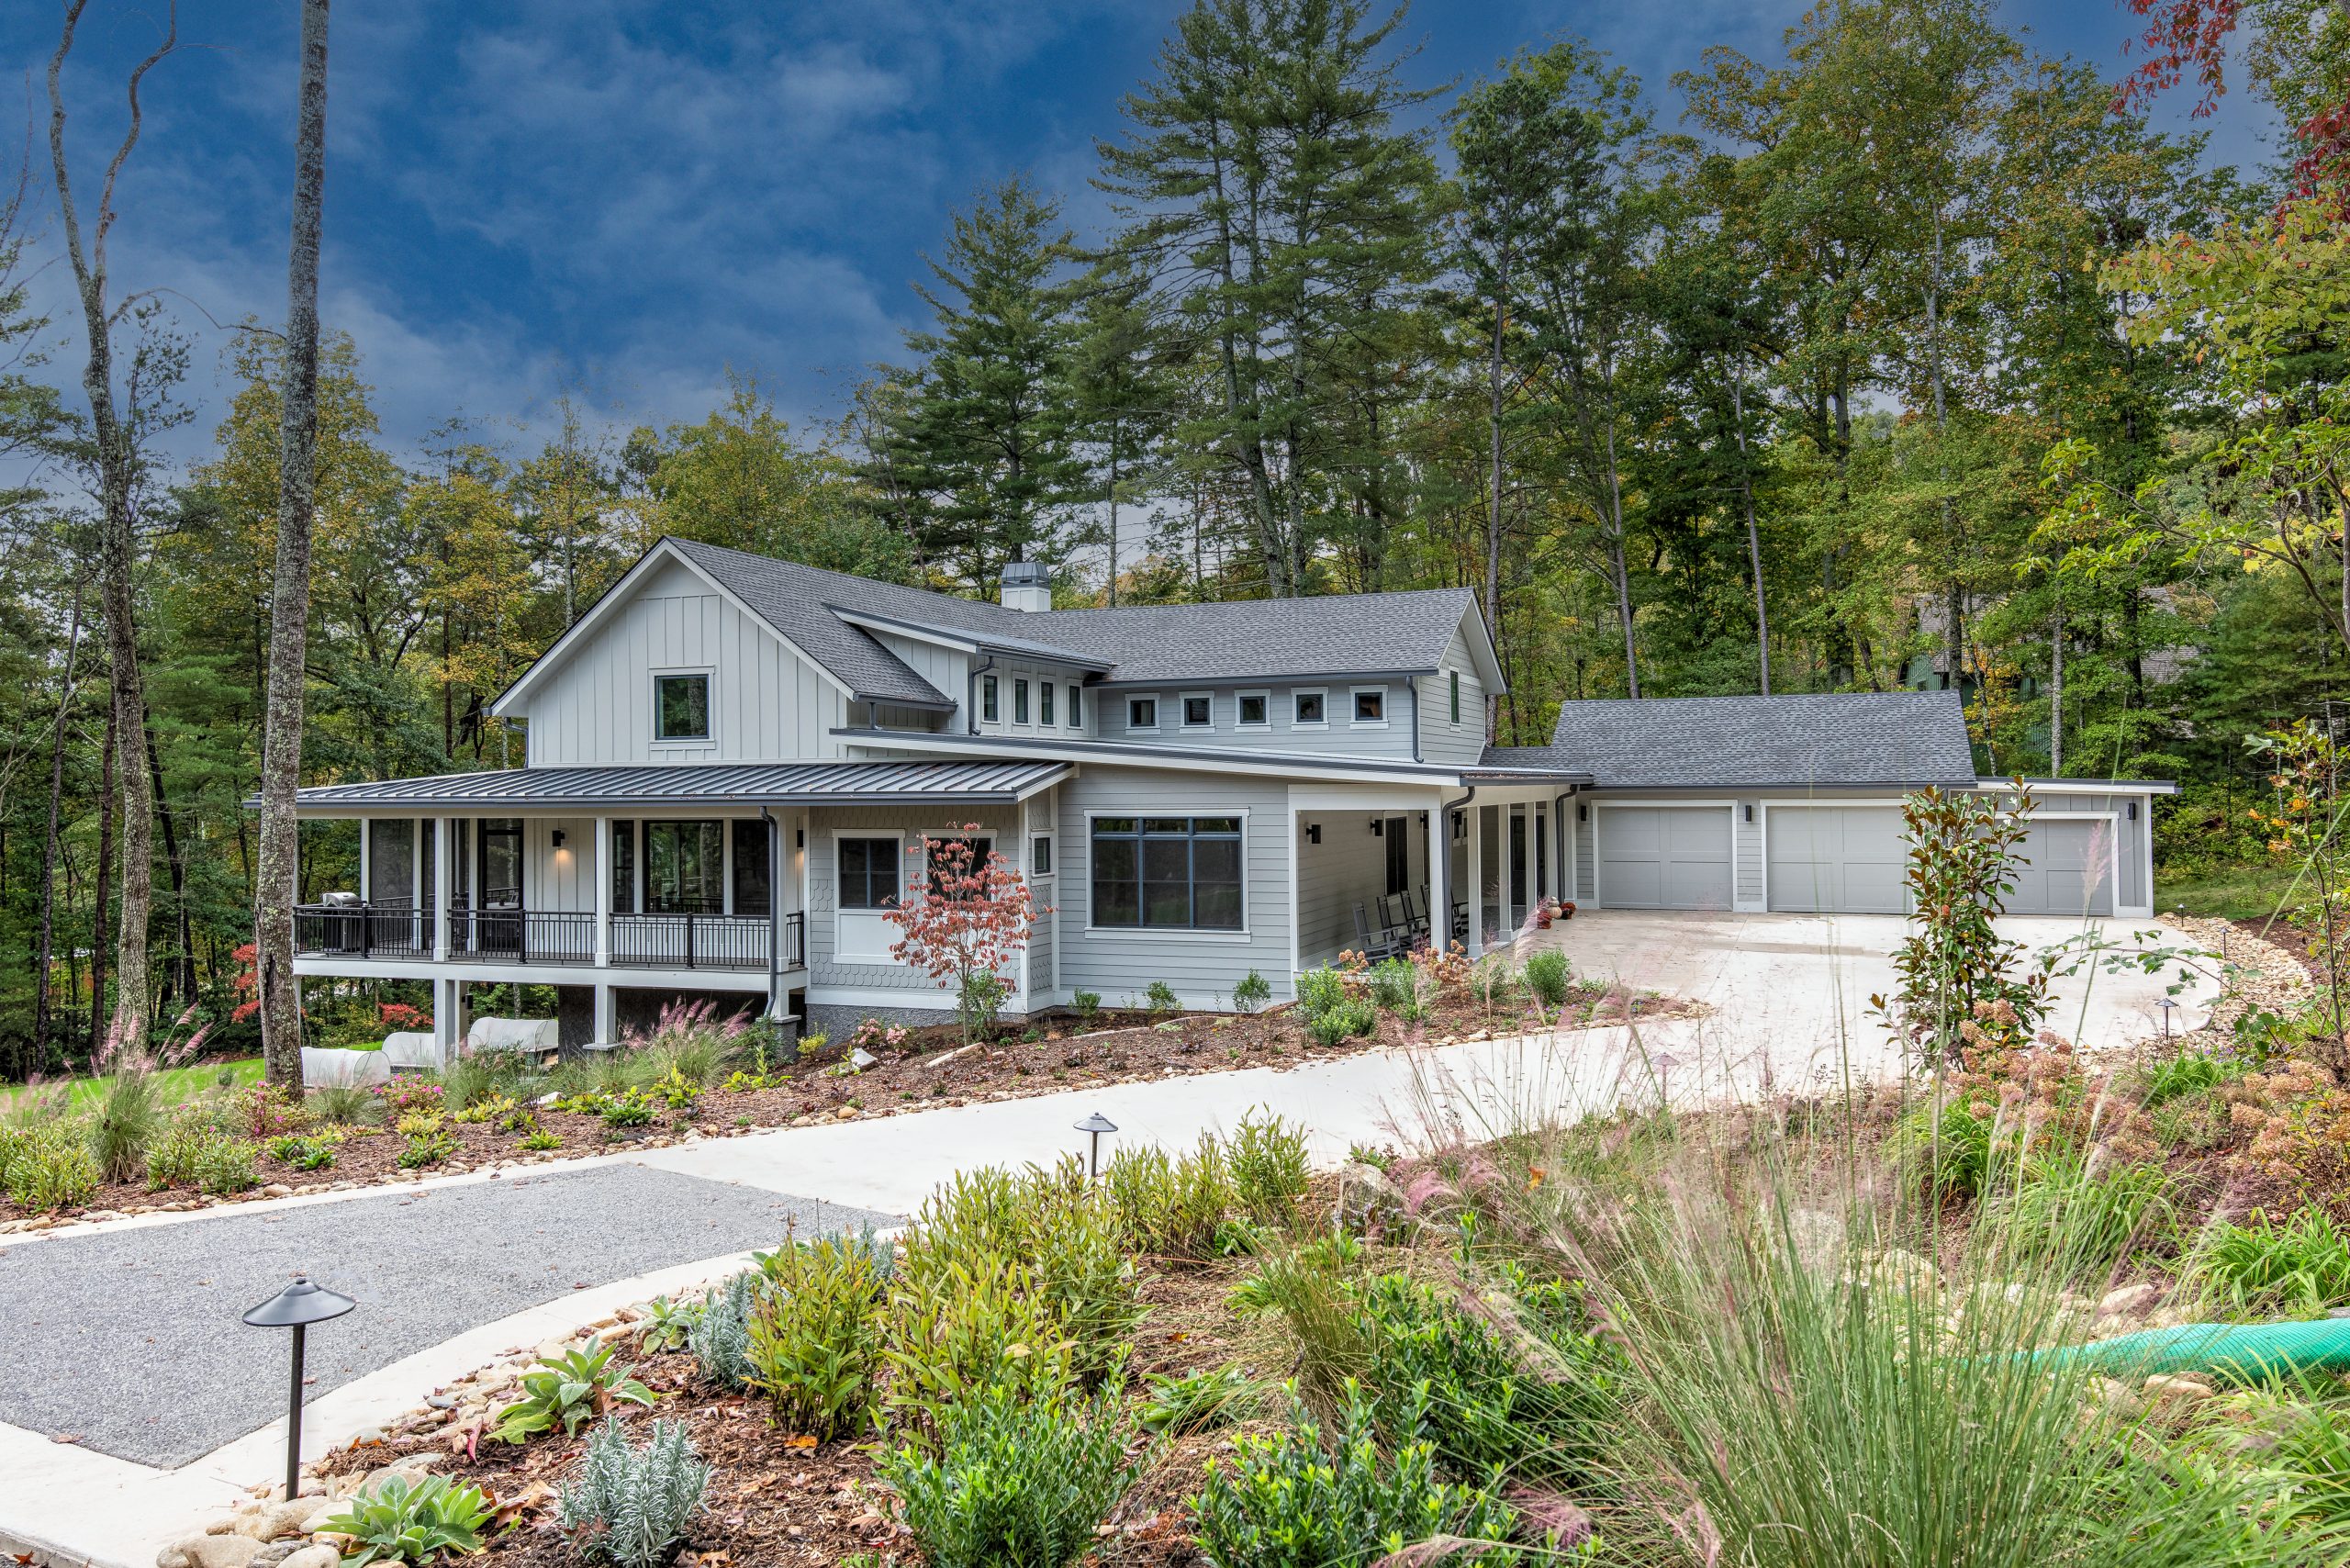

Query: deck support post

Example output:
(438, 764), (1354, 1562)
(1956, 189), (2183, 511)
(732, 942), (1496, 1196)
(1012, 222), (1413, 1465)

(593, 983), (616, 1047)
(593, 816), (611, 969)
(1464, 804), (1484, 958)
(1428, 788), (1449, 956)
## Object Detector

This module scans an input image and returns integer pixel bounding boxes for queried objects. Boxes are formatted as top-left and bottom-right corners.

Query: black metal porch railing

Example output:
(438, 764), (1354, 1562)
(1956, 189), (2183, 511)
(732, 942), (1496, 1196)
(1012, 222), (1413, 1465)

(293, 904), (433, 960)
(293, 905), (805, 971)
(610, 910), (799, 971)
(443, 907), (597, 965)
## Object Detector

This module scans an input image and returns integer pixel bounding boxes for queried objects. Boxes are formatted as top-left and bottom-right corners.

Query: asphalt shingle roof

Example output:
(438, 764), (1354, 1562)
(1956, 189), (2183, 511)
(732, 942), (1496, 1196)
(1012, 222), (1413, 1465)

(1492, 690), (1978, 790)
(666, 538), (1482, 696)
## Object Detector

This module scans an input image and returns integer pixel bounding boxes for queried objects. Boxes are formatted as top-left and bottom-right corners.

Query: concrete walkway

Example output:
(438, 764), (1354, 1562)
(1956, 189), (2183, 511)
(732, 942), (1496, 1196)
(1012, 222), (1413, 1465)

(0, 912), (2217, 1567)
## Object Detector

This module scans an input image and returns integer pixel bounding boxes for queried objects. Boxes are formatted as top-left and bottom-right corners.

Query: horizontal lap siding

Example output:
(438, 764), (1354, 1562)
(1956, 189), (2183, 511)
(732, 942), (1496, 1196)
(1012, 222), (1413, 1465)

(1735, 799), (1763, 907)
(1414, 623), (1486, 766)
(804, 805), (1020, 996)
(1573, 811), (1595, 902)
(1102, 683), (1417, 760)
(1057, 769), (1294, 1006)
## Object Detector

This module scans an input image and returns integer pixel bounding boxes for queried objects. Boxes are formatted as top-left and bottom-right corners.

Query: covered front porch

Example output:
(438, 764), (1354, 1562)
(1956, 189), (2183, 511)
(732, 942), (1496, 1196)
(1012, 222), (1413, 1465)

(1289, 775), (1581, 972)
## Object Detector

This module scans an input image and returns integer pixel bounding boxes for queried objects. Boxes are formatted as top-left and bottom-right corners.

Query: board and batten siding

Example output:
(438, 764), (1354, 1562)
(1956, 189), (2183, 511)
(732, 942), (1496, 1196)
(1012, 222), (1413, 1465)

(1055, 768), (1295, 1008)
(1414, 621), (1488, 767)
(522, 557), (845, 764)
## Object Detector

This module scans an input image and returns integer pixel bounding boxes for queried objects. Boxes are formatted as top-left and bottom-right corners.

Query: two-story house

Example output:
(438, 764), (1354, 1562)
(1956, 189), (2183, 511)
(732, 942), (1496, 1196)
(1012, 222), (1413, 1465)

(284, 537), (2169, 1051)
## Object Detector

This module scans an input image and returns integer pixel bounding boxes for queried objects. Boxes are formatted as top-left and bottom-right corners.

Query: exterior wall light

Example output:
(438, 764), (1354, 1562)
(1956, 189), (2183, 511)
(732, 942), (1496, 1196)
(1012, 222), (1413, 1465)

(551, 830), (566, 848)
(1304, 823), (1321, 845)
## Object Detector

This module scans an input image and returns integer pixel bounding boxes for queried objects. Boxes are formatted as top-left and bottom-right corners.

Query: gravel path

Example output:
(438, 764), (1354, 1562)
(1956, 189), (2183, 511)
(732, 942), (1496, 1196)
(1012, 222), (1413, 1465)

(0, 1164), (890, 1468)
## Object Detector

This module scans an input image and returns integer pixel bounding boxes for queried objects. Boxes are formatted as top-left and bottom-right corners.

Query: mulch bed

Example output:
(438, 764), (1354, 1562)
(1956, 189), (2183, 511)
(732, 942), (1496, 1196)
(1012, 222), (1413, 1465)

(5, 984), (1684, 1233)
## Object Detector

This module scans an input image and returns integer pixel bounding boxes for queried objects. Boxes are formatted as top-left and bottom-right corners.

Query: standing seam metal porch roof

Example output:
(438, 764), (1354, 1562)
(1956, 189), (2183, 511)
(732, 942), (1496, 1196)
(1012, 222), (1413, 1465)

(268, 759), (1070, 811)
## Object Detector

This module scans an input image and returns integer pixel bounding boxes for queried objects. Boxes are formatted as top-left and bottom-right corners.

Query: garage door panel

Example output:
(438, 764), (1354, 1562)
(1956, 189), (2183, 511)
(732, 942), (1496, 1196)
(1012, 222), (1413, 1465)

(1767, 806), (1908, 914)
(1599, 806), (1732, 911)
(2007, 820), (2112, 916)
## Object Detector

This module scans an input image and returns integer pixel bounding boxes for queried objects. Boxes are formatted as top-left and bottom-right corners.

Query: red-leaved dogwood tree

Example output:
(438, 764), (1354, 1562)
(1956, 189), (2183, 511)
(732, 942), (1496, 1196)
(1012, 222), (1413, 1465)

(886, 825), (1047, 1045)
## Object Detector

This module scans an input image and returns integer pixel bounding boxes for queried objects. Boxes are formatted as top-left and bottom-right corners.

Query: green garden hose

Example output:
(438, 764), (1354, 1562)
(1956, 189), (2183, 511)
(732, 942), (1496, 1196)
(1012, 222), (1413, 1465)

(2031, 1318), (2350, 1382)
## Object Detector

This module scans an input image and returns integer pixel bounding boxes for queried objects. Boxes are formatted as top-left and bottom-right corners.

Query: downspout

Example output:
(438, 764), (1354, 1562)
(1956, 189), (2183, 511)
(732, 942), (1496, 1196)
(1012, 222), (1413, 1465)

(760, 803), (781, 1022)
(966, 655), (996, 736)
(1408, 680), (1421, 763)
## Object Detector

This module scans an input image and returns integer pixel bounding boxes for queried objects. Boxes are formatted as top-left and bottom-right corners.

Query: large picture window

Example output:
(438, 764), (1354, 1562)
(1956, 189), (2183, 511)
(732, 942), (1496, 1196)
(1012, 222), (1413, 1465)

(731, 818), (771, 917)
(655, 673), (711, 740)
(611, 820), (636, 913)
(1091, 816), (1243, 931)
(837, 836), (903, 911)
(644, 821), (724, 913)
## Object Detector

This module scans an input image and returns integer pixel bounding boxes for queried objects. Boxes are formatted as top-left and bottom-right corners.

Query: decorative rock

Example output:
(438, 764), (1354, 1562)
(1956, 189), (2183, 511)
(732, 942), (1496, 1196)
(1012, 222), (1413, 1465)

(1332, 1161), (1404, 1237)
(260, 1183), (294, 1198)
(2097, 1282), (2161, 1320)
(156, 1534), (263, 1568)
(2141, 1374), (2216, 1411)
(274, 1548), (339, 1568)
(835, 1105), (858, 1121)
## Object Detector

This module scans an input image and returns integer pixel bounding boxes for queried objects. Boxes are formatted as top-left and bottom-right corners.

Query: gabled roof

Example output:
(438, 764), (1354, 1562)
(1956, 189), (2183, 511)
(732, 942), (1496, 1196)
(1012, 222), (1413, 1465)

(1505, 690), (1979, 790)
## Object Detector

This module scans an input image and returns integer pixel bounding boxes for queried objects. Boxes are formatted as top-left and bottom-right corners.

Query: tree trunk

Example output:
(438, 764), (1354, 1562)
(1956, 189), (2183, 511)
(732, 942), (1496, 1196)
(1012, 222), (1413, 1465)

(29, 588), (86, 1075)
(49, 0), (175, 1054)
(256, 0), (331, 1092)
(1606, 421), (1638, 700)
(147, 720), (197, 1005)
(89, 697), (117, 1061)
(1729, 371), (1770, 695)
(2049, 607), (2065, 777)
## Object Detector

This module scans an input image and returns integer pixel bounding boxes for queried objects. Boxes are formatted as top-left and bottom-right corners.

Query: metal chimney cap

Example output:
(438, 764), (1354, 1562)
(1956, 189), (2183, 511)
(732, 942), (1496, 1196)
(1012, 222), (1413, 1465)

(242, 1276), (356, 1329)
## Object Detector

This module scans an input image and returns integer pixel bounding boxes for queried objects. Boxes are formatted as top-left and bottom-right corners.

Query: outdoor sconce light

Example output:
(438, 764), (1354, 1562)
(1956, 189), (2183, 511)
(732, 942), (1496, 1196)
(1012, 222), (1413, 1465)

(1576, 802), (1588, 823)
(1742, 804), (1754, 823)
(2127, 801), (2139, 821)
(243, 1276), (355, 1503)
(1370, 819), (1383, 837)
(1305, 823), (1321, 845)
(1074, 1110), (1118, 1177)
(551, 830), (566, 848)
(1417, 812), (1428, 826)
(796, 828), (806, 848)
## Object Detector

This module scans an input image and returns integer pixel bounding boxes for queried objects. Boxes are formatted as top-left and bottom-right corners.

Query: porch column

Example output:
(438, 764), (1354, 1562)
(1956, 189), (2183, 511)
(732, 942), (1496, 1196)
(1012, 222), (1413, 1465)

(433, 975), (461, 1056)
(431, 814), (452, 961)
(358, 816), (371, 902)
(1464, 804), (1483, 958)
(593, 983), (616, 1047)
(1427, 789), (1449, 955)
(593, 816), (611, 968)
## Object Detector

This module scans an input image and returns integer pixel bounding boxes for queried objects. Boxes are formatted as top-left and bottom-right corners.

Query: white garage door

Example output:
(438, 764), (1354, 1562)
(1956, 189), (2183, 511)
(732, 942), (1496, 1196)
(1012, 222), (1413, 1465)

(1598, 806), (1733, 910)
(2007, 818), (2113, 917)
(1767, 806), (1908, 914)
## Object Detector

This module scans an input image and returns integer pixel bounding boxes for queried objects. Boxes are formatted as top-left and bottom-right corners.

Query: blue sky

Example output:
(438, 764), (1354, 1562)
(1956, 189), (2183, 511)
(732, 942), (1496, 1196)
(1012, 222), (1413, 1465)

(3, 0), (2283, 471)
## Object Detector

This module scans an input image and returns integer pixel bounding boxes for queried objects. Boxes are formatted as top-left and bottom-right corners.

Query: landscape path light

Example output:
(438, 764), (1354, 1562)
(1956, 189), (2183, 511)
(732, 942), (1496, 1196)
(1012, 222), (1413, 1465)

(242, 1275), (354, 1503)
(1075, 1110), (1118, 1177)
(2158, 995), (2179, 1044)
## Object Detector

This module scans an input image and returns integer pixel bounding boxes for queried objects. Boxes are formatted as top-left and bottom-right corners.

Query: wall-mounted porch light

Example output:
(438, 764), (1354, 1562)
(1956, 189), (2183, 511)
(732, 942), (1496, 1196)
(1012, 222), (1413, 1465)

(1370, 818), (1383, 836)
(2127, 801), (2139, 821)
(1742, 803), (1754, 823)
(550, 829), (566, 848)
(1304, 823), (1321, 845)
(1576, 801), (1588, 823)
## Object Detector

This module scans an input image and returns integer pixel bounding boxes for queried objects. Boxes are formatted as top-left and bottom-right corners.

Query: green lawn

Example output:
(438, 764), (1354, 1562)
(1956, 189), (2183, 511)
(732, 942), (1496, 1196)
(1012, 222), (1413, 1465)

(4, 1055), (263, 1110)
(2155, 862), (2310, 924)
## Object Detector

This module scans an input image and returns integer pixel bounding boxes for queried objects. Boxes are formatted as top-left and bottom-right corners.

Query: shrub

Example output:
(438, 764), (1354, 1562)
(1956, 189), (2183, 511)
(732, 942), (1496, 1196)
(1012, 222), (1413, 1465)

(2192, 1207), (2350, 1314)
(1146, 979), (1180, 1014)
(1294, 967), (1350, 1021)
(2138, 1049), (2251, 1108)
(746, 1232), (891, 1439)
(557, 1417), (710, 1568)
(1306, 997), (1376, 1047)
(267, 1132), (340, 1172)
(1523, 948), (1572, 1008)
(1071, 991), (1102, 1025)
(91, 1069), (163, 1184)
(1191, 1382), (1516, 1568)
(599, 1086), (658, 1128)
(1106, 1137), (1233, 1259)
(1469, 952), (1521, 1012)
(442, 1053), (526, 1113)
(885, 1253), (1079, 1431)
(1141, 1363), (1262, 1435)
(647, 1067), (700, 1112)
(376, 1078), (446, 1119)
(308, 1083), (379, 1126)
(1228, 1110), (1311, 1222)
(5, 1119), (100, 1211)
(1894, 1095), (2003, 1200)
(1998, 1154), (2177, 1272)
(1357, 1265), (1618, 1486)
(689, 1270), (764, 1391)
(397, 1126), (457, 1169)
(631, 999), (747, 1088)
(318, 1474), (493, 1567)
(491, 1338), (654, 1443)
(879, 1383), (1141, 1568)
(1233, 970), (1272, 1014)
(520, 1127), (562, 1152)
(451, 1091), (519, 1126)
(1226, 1238), (1371, 1413)
(637, 1294), (700, 1354)
(241, 1081), (314, 1139)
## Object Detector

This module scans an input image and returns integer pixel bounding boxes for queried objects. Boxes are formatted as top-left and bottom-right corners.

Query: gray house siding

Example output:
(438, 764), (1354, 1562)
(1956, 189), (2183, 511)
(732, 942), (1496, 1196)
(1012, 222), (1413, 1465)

(1100, 681), (1419, 761)
(1055, 767), (1295, 1008)
(1415, 622), (1487, 766)
(802, 803), (1020, 998)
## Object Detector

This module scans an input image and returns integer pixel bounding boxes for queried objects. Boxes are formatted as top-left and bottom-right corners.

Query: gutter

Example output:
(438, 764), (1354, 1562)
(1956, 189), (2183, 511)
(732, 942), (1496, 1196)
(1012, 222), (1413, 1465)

(1408, 679), (1421, 763)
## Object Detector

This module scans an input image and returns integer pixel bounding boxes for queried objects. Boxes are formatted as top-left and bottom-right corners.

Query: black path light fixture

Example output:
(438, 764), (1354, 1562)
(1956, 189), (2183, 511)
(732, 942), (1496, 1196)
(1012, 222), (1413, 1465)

(1074, 1110), (1118, 1177)
(243, 1276), (355, 1502)
(2157, 995), (2179, 1044)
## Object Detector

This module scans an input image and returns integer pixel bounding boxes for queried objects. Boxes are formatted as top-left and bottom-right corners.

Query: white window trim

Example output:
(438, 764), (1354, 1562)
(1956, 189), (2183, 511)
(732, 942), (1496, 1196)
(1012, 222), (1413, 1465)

(1080, 808), (1251, 939)
(827, 827), (906, 964)
(1125, 692), (1162, 733)
(1349, 685), (1391, 727)
(980, 674), (1001, 724)
(1236, 689), (1272, 729)
(1039, 681), (1057, 728)
(1065, 684), (1084, 731)
(1449, 669), (1462, 729)
(1292, 688), (1329, 730)
(650, 666), (718, 748)
(1180, 690), (1216, 731)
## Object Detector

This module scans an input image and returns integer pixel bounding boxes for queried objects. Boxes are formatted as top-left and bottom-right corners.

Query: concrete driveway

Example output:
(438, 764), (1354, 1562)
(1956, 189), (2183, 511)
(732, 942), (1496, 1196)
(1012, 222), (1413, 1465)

(1537, 909), (2212, 1062)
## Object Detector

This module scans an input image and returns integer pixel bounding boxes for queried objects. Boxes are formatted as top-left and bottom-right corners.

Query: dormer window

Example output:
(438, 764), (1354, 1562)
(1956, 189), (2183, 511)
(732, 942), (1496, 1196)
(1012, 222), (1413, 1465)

(1352, 688), (1386, 724)
(1127, 695), (1158, 731)
(1294, 690), (1326, 726)
(1068, 685), (1082, 727)
(1182, 694), (1213, 729)
(1014, 678), (1031, 724)
(1041, 682), (1056, 726)
(981, 675), (1000, 723)
(655, 673), (711, 741)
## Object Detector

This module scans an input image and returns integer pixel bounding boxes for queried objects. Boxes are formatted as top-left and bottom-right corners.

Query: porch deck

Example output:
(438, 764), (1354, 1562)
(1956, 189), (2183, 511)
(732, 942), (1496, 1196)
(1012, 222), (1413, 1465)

(294, 904), (806, 973)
